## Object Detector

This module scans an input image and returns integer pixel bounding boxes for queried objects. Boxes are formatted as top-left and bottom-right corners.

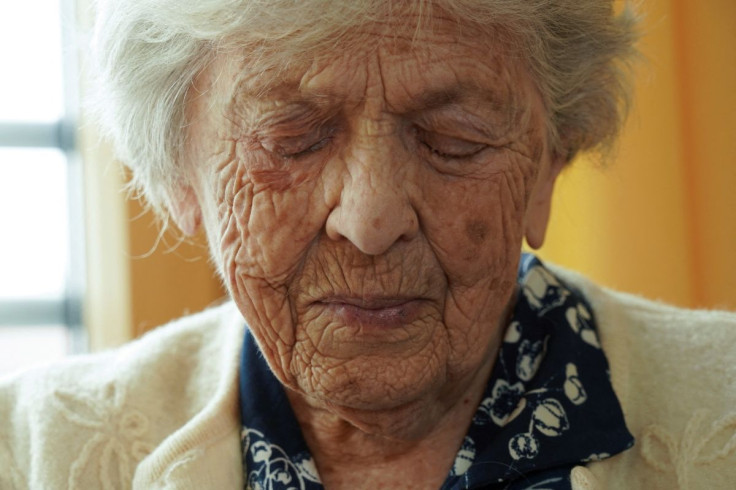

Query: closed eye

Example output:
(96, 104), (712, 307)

(261, 125), (337, 160)
(280, 136), (332, 159)
(418, 130), (487, 159)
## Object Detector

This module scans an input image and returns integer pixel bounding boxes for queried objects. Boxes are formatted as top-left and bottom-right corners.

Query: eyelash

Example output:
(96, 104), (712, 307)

(418, 131), (488, 160)
(422, 141), (480, 160)
(280, 136), (333, 159)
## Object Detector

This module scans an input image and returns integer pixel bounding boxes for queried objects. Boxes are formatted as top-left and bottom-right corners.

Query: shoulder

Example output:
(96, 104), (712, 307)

(550, 264), (736, 489)
(551, 263), (736, 346)
(0, 301), (244, 490)
(551, 264), (736, 385)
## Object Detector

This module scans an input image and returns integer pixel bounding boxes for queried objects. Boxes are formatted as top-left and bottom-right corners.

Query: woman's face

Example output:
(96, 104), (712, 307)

(176, 17), (562, 433)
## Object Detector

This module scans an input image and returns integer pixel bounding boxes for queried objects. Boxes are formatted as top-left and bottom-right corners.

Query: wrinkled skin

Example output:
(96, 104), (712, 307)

(171, 15), (563, 488)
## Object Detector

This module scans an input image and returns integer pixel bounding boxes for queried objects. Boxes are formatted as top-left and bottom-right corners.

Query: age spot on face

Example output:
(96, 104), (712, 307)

(465, 220), (489, 245)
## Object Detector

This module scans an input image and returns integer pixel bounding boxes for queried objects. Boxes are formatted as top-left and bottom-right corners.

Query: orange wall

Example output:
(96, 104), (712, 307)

(672, 0), (736, 309)
(538, 0), (736, 310)
(127, 197), (225, 337)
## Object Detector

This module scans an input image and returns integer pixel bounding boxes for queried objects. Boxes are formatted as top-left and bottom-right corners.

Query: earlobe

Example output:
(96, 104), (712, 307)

(525, 152), (566, 250)
(166, 185), (202, 236)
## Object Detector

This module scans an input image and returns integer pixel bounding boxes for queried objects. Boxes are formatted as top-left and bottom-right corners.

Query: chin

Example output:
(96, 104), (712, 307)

(300, 358), (445, 412)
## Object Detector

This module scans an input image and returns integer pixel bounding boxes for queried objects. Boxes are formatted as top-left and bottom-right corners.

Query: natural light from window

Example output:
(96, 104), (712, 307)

(0, 1), (64, 122)
(0, 0), (73, 377)
(0, 149), (69, 299)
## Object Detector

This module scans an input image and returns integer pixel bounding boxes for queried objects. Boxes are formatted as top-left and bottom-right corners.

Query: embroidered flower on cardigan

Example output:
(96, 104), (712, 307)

(50, 383), (153, 490)
(642, 410), (736, 489)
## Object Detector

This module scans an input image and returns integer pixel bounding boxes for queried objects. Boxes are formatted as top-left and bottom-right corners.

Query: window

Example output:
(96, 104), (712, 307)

(0, 0), (84, 375)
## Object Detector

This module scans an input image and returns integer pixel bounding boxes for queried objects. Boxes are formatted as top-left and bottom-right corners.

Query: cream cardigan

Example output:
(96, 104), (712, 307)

(1, 267), (735, 489)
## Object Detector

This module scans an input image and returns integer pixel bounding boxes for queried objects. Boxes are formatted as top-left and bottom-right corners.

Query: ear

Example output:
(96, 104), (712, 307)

(165, 184), (202, 236)
(524, 151), (566, 249)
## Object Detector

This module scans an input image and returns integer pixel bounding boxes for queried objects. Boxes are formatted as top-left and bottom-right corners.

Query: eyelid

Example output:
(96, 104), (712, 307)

(261, 124), (337, 159)
(418, 110), (510, 143)
(417, 128), (488, 159)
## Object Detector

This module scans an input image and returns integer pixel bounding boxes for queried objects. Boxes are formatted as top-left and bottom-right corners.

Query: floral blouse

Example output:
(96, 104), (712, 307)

(238, 254), (634, 489)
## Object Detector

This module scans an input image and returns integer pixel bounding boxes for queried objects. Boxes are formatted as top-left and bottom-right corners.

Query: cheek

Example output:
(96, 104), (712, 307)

(421, 157), (536, 286)
(203, 153), (331, 381)
(418, 155), (537, 370)
(212, 155), (328, 286)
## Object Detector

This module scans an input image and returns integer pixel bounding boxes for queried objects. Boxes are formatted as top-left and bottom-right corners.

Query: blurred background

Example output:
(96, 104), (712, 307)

(0, 0), (734, 376)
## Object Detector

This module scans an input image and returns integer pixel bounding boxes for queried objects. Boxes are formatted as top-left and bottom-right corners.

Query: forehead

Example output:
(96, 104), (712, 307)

(197, 15), (538, 117)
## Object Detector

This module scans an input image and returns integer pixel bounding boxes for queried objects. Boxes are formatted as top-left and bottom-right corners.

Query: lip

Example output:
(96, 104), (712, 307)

(316, 296), (426, 329)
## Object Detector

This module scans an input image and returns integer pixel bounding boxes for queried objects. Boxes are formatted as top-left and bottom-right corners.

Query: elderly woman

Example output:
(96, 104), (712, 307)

(2, 0), (735, 489)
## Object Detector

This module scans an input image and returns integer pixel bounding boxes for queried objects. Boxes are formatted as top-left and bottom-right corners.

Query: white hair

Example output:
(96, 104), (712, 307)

(91, 0), (639, 215)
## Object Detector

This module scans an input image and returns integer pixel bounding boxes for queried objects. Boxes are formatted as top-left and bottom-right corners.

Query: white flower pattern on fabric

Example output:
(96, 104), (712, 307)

(243, 427), (321, 490)
(533, 398), (570, 437)
(450, 436), (477, 476)
(465, 263), (606, 465)
(505, 396), (574, 461)
(475, 379), (527, 427)
(516, 338), (548, 381)
(566, 303), (600, 348)
(504, 321), (523, 344)
(564, 363), (587, 406)
(521, 266), (570, 315)
(509, 432), (541, 460)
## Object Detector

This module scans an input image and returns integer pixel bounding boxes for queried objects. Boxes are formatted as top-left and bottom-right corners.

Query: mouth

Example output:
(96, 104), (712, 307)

(316, 296), (426, 329)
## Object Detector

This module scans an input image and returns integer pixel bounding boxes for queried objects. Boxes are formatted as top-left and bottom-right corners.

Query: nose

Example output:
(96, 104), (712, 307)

(325, 165), (419, 256)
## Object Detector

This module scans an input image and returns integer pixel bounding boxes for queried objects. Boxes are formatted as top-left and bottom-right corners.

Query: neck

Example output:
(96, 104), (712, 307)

(285, 353), (495, 489)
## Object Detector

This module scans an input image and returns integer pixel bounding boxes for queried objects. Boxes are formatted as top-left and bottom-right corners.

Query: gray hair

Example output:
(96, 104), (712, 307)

(91, 0), (639, 215)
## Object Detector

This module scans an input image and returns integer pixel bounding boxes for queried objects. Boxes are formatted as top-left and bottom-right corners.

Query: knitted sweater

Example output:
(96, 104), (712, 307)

(1, 267), (735, 489)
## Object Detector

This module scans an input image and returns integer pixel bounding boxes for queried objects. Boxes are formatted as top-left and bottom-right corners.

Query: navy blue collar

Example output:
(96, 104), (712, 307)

(239, 254), (634, 489)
